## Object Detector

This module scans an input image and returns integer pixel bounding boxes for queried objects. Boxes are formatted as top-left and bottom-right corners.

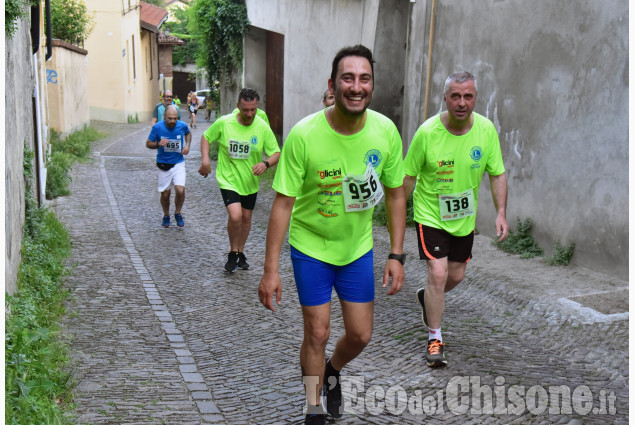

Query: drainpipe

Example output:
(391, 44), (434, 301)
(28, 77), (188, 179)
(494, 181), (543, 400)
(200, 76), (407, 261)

(33, 63), (46, 206)
(423, 0), (437, 120)
(45, 0), (52, 60)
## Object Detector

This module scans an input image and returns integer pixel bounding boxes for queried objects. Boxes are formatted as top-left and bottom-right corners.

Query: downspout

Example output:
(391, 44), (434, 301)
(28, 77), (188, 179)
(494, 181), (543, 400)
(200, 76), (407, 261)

(422, 0), (437, 120)
(45, 0), (52, 60)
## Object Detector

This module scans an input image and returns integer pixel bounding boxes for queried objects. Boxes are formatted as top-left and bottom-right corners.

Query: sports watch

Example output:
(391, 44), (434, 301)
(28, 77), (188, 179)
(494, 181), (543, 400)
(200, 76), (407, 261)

(388, 253), (406, 265)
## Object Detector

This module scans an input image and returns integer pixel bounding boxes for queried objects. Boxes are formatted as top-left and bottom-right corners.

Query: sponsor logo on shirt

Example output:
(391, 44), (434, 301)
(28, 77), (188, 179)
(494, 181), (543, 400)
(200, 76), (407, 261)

(436, 170), (454, 175)
(317, 168), (343, 180)
(436, 178), (454, 183)
(437, 159), (455, 167)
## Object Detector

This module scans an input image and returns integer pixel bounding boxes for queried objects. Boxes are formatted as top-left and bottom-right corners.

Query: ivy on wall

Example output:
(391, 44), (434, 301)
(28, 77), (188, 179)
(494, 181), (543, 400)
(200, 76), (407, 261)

(5, 0), (37, 39)
(189, 0), (250, 88)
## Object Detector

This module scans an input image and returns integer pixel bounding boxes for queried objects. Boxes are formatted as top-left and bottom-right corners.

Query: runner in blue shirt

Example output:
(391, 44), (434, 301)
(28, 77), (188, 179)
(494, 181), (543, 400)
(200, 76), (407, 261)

(146, 105), (191, 227)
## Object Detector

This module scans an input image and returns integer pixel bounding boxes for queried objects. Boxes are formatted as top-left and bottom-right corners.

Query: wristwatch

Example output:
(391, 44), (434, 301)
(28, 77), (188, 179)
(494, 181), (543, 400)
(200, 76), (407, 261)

(263, 160), (270, 169)
(388, 253), (406, 265)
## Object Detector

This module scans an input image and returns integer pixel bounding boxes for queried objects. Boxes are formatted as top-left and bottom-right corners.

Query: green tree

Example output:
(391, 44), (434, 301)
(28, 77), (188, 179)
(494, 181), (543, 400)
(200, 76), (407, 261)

(49, 0), (95, 46)
(143, 0), (167, 7)
(165, 6), (199, 65)
(189, 0), (249, 87)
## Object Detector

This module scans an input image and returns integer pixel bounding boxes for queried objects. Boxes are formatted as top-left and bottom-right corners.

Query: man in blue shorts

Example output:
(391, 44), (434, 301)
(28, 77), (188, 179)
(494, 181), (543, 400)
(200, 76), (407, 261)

(146, 105), (191, 227)
(403, 71), (509, 367)
(258, 45), (406, 425)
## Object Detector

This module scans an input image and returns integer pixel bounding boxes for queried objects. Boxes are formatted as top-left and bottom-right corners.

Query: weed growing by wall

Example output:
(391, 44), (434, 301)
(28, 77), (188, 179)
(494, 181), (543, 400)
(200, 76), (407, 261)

(372, 195), (416, 227)
(546, 240), (575, 266)
(495, 217), (543, 258)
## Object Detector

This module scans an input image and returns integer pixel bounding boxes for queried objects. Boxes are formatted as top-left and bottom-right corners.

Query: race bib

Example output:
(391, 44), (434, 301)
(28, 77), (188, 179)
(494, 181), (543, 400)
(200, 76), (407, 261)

(228, 139), (251, 159)
(163, 138), (181, 153)
(439, 188), (475, 221)
(342, 162), (384, 212)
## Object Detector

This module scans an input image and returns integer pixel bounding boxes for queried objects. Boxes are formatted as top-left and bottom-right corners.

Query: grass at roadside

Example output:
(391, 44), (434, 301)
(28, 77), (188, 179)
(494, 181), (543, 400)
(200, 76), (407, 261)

(6, 147), (75, 424)
(46, 126), (104, 199)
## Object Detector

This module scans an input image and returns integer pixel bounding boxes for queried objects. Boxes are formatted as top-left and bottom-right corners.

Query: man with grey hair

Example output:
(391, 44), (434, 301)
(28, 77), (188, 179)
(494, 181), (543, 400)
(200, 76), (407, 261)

(403, 71), (509, 367)
(152, 89), (181, 125)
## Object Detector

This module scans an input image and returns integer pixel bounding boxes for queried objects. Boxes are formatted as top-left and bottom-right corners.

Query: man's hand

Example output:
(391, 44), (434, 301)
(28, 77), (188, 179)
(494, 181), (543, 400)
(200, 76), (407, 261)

(182, 145), (190, 155)
(382, 259), (404, 295)
(198, 162), (211, 177)
(158, 138), (168, 147)
(252, 162), (268, 176)
(258, 271), (282, 311)
(495, 214), (509, 242)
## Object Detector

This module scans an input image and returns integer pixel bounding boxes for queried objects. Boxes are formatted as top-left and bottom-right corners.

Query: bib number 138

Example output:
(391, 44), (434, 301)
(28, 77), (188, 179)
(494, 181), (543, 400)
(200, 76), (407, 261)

(439, 189), (475, 221)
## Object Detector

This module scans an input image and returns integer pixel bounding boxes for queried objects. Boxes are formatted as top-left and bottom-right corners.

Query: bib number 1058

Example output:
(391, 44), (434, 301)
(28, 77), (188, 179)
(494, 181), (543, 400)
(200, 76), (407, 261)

(228, 140), (251, 159)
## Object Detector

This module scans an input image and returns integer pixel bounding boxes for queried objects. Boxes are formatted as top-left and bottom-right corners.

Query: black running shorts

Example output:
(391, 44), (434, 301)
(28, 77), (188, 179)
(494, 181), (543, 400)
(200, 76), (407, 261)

(415, 223), (474, 263)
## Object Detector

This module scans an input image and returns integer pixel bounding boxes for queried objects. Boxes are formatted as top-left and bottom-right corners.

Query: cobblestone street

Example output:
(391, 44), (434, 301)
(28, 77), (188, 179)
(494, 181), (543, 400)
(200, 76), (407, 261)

(55, 120), (629, 424)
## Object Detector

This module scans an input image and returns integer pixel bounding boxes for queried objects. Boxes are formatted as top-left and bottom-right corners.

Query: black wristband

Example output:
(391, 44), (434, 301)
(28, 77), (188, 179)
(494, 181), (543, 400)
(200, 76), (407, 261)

(263, 160), (270, 169)
(388, 253), (406, 265)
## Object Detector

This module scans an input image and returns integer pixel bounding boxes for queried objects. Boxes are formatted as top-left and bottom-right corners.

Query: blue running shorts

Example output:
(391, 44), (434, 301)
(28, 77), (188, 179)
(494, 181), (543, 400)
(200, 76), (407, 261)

(290, 245), (375, 306)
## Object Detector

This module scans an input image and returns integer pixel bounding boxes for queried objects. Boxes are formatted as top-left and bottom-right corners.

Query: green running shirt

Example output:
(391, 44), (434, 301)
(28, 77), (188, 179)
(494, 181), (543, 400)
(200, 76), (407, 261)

(404, 112), (505, 236)
(203, 113), (280, 195)
(273, 109), (405, 265)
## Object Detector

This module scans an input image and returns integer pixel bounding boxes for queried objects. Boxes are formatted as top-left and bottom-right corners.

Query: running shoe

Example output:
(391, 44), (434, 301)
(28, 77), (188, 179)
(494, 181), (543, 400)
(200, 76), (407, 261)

(224, 251), (238, 273)
(162, 216), (170, 228)
(416, 287), (428, 327)
(323, 362), (344, 418)
(174, 213), (185, 227)
(236, 252), (249, 270)
(305, 413), (326, 425)
(425, 339), (447, 367)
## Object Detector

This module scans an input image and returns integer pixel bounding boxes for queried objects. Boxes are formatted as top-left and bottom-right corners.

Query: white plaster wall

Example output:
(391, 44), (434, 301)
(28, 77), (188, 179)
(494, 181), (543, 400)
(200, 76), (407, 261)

(48, 44), (90, 137)
(244, 0), (380, 138)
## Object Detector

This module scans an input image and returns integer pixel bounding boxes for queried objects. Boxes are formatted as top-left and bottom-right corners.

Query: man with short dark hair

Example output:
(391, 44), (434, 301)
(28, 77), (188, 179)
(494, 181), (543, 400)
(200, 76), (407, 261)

(146, 105), (191, 227)
(258, 45), (406, 425)
(152, 90), (180, 125)
(199, 88), (281, 272)
(404, 71), (509, 367)
(231, 89), (270, 126)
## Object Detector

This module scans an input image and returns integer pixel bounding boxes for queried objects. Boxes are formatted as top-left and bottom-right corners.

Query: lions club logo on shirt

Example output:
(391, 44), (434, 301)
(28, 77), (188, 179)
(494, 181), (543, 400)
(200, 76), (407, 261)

(470, 146), (483, 162)
(250, 136), (258, 145)
(364, 149), (383, 168)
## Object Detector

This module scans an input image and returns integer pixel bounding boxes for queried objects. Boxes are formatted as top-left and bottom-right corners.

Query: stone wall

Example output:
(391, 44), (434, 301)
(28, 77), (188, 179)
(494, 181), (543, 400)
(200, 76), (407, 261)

(5, 19), (36, 295)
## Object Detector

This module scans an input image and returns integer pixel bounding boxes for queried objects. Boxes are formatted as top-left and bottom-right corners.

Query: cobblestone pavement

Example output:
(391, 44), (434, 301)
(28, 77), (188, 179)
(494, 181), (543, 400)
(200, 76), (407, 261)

(56, 120), (629, 424)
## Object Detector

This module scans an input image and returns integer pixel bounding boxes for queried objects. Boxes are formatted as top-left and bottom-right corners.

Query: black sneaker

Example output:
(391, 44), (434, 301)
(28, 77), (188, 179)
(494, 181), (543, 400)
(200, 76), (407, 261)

(236, 252), (249, 270)
(323, 364), (343, 418)
(305, 413), (326, 425)
(224, 252), (238, 273)
(425, 339), (447, 367)
(416, 287), (428, 328)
